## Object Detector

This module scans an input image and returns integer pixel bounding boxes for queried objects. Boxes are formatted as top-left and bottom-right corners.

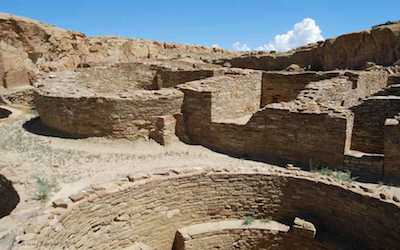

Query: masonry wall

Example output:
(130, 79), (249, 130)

(174, 228), (336, 250)
(261, 72), (338, 106)
(179, 72), (261, 142)
(343, 152), (384, 180)
(211, 73), (261, 122)
(261, 71), (388, 108)
(173, 220), (339, 250)
(180, 89), (212, 143)
(384, 119), (400, 180)
(181, 79), (350, 168)
(260, 109), (349, 168)
(351, 97), (400, 153)
(155, 69), (223, 89)
(34, 173), (400, 250)
(35, 89), (184, 139)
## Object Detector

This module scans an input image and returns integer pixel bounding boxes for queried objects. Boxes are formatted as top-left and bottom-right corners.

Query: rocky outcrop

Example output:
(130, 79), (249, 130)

(0, 13), (236, 89)
(217, 22), (400, 71)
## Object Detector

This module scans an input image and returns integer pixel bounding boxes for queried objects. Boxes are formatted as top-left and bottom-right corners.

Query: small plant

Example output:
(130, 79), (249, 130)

(33, 176), (57, 201)
(243, 216), (254, 226)
(312, 167), (357, 183)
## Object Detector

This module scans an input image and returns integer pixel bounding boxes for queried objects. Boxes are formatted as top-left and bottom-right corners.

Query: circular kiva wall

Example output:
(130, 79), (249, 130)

(34, 89), (183, 139)
(32, 170), (400, 250)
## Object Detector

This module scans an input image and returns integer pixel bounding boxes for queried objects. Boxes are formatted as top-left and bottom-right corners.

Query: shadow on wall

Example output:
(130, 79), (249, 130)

(0, 174), (20, 218)
(0, 108), (12, 119)
(23, 117), (88, 139)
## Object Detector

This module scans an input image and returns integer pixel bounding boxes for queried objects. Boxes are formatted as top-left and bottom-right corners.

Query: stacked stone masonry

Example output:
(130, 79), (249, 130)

(27, 171), (400, 250)
(34, 60), (224, 139)
(34, 62), (400, 180)
(179, 70), (400, 179)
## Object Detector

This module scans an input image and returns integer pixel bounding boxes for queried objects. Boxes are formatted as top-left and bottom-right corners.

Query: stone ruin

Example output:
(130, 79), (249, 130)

(1, 13), (400, 250)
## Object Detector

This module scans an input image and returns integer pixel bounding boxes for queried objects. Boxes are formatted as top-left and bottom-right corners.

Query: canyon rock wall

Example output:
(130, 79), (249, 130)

(217, 22), (400, 71)
(0, 13), (235, 89)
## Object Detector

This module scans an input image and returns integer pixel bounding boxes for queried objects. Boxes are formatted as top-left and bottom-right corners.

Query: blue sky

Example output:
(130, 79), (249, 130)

(1, 0), (399, 50)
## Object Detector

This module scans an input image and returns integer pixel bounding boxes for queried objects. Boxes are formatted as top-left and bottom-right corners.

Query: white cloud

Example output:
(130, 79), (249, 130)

(232, 41), (251, 51)
(260, 18), (324, 52)
(211, 44), (221, 48)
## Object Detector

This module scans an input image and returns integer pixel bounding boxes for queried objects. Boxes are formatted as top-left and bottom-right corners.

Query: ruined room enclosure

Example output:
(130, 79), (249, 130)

(17, 169), (400, 250)
(33, 59), (400, 182)
(33, 59), (224, 142)
(179, 69), (400, 181)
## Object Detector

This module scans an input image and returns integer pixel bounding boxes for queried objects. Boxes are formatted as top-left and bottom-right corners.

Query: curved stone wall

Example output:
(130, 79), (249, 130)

(34, 89), (183, 139)
(27, 169), (400, 250)
(0, 174), (19, 218)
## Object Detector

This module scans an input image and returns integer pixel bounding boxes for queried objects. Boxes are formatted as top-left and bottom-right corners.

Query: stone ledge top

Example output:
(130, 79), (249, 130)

(35, 70), (184, 100)
(178, 219), (289, 239)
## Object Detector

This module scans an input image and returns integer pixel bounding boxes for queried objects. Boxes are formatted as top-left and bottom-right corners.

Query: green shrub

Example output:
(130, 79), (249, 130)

(243, 216), (254, 226)
(33, 176), (57, 201)
(312, 167), (357, 183)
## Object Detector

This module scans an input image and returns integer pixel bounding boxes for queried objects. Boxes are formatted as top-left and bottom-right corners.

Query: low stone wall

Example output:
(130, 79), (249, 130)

(173, 220), (288, 250)
(172, 219), (336, 250)
(0, 86), (36, 107)
(0, 174), (19, 218)
(344, 151), (384, 180)
(27, 169), (400, 250)
(35, 89), (184, 139)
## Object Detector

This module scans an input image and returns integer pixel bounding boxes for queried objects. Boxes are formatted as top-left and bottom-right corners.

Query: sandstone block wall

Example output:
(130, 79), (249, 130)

(260, 108), (349, 168)
(33, 171), (400, 250)
(155, 69), (224, 89)
(351, 97), (400, 153)
(261, 72), (338, 106)
(179, 70), (262, 124)
(343, 152), (384, 180)
(35, 89), (184, 139)
(180, 72), (353, 168)
(172, 220), (290, 250)
(173, 220), (337, 250)
(149, 115), (180, 145)
(261, 71), (388, 108)
(384, 118), (400, 180)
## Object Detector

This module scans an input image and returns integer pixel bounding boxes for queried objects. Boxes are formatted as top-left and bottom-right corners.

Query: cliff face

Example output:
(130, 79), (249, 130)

(0, 13), (235, 88)
(218, 22), (400, 71)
